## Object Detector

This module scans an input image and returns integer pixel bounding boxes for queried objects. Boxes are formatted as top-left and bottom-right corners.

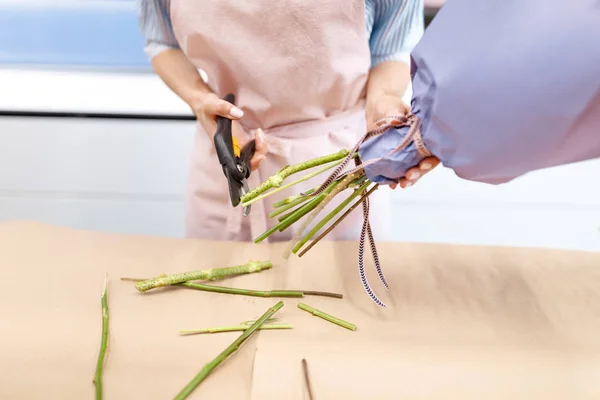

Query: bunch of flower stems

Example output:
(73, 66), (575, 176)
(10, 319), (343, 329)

(240, 149), (378, 257)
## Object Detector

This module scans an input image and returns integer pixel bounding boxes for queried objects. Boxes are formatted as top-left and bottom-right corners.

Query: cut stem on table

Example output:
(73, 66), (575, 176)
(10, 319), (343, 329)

(122, 277), (343, 299)
(302, 359), (315, 400)
(179, 282), (303, 298)
(173, 301), (285, 400)
(179, 324), (293, 335)
(93, 273), (109, 400)
(133, 260), (272, 292)
(297, 302), (357, 331)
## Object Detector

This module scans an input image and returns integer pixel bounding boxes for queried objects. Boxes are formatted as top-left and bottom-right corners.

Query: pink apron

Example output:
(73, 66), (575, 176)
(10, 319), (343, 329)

(171, 0), (394, 242)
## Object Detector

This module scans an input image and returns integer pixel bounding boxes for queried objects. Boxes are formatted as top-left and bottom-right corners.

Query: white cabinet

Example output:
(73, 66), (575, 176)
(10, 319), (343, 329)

(0, 115), (195, 237)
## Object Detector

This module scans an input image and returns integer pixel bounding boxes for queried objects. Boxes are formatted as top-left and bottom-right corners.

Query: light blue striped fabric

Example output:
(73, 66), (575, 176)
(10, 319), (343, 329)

(137, 0), (424, 67)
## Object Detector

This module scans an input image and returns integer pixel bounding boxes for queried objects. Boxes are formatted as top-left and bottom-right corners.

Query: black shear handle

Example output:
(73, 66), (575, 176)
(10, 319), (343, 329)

(213, 93), (246, 182)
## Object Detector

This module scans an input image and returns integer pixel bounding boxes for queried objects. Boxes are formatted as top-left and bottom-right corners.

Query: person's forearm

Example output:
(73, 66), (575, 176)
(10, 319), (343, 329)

(366, 61), (411, 102)
(151, 49), (212, 111)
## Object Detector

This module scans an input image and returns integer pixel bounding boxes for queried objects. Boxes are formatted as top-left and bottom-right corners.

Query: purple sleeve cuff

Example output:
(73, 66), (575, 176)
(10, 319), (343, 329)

(359, 0), (600, 186)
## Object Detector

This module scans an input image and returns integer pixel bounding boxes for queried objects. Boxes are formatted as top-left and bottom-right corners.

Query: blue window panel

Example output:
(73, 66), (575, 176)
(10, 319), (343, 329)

(0, 1), (151, 69)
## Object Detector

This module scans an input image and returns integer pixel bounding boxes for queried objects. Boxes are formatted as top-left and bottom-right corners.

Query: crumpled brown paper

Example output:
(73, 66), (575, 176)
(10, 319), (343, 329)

(1, 221), (599, 399)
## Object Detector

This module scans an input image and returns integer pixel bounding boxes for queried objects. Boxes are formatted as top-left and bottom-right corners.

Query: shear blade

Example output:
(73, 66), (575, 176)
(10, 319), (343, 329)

(241, 180), (251, 216)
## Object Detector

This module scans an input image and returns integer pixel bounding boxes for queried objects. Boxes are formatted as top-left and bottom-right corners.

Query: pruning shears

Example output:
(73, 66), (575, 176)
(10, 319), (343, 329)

(214, 93), (256, 216)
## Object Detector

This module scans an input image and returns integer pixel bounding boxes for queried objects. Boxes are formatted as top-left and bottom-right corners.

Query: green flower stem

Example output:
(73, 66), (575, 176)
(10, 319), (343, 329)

(179, 282), (303, 298)
(121, 278), (343, 300)
(277, 195), (326, 233)
(298, 184), (379, 257)
(270, 193), (315, 219)
(284, 173), (360, 259)
(297, 302), (357, 331)
(292, 181), (371, 254)
(122, 278), (342, 299)
(275, 175), (365, 222)
(179, 324), (293, 335)
(275, 187), (341, 224)
(240, 149), (350, 204)
(134, 260), (272, 292)
(93, 274), (109, 400)
(254, 194), (325, 243)
(277, 204), (307, 222)
(276, 179), (346, 229)
(240, 318), (279, 325)
(241, 159), (343, 207)
(173, 301), (285, 400)
(272, 189), (315, 209)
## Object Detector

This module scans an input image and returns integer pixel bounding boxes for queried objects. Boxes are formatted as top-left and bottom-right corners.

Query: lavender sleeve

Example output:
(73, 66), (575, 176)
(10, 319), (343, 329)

(359, 0), (600, 185)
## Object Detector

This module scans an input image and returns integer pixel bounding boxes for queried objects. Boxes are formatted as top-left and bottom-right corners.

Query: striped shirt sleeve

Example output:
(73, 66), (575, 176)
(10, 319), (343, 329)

(137, 0), (179, 60)
(367, 0), (425, 67)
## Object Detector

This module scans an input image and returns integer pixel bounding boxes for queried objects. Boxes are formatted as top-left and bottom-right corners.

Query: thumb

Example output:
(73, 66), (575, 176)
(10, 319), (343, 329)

(250, 128), (268, 170)
(254, 128), (268, 154)
(383, 101), (410, 122)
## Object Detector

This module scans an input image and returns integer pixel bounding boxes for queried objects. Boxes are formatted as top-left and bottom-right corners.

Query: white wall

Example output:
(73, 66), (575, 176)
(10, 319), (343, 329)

(1, 69), (599, 252)
(0, 116), (195, 237)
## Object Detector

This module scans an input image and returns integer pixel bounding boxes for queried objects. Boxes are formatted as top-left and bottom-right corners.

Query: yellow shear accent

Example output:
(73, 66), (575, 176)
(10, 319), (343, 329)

(232, 136), (241, 158)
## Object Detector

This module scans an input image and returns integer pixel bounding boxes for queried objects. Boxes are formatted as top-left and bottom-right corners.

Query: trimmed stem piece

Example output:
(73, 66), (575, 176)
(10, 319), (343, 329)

(179, 282), (303, 298)
(297, 302), (357, 331)
(134, 260), (272, 292)
(179, 324), (293, 335)
(298, 290), (343, 299)
(240, 149), (350, 204)
(173, 301), (285, 400)
(302, 359), (315, 400)
(121, 278), (343, 299)
(94, 274), (109, 400)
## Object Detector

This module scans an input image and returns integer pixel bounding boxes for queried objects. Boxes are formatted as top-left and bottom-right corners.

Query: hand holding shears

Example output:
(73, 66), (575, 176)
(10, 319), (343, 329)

(213, 93), (262, 216)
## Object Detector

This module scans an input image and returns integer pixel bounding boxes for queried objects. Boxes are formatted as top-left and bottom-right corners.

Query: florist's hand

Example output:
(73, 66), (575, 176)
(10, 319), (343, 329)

(365, 93), (411, 131)
(389, 156), (441, 189)
(191, 92), (267, 171)
(365, 93), (440, 189)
